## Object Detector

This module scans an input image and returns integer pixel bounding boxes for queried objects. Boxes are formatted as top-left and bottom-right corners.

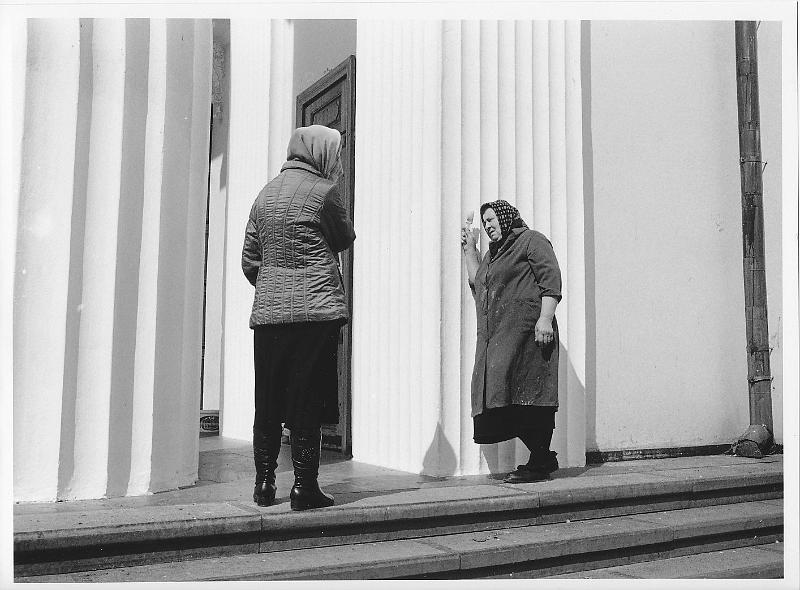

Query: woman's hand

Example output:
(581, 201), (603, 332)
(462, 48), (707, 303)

(461, 212), (479, 253)
(535, 316), (554, 346)
(462, 211), (481, 287)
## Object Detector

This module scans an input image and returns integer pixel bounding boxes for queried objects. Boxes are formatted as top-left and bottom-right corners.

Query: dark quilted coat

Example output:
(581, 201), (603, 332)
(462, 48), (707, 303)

(241, 160), (355, 328)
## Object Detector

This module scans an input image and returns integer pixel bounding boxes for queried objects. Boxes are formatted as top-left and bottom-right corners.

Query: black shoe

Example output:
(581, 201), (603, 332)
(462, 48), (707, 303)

(542, 450), (559, 474)
(523, 450), (558, 474)
(504, 464), (551, 483)
(253, 424), (282, 507)
(289, 429), (334, 511)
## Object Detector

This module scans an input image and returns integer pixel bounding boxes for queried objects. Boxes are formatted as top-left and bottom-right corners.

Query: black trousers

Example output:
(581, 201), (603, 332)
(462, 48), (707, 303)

(253, 321), (340, 433)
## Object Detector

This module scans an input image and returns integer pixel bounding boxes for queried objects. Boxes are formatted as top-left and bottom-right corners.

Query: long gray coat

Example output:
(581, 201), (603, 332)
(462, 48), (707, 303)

(470, 226), (562, 417)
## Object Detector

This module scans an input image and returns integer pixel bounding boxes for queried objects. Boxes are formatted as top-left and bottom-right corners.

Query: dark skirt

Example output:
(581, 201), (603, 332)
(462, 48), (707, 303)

(253, 321), (341, 432)
(473, 405), (556, 444)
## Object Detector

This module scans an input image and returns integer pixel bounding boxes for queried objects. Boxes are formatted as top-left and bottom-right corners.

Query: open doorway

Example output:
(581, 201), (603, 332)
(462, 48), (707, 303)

(292, 19), (357, 454)
(200, 19), (230, 437)
(296, 56), (356, 455)
(200, 20), (357, 450)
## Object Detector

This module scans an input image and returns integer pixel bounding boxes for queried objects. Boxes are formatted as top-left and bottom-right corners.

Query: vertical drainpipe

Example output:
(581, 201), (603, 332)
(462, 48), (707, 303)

(734, 21), (774, 452)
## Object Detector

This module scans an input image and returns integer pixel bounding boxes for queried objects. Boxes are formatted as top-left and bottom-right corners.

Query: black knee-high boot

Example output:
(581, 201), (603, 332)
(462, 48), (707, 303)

(289, 429), (334, 511)
(253, 423), (282, 506)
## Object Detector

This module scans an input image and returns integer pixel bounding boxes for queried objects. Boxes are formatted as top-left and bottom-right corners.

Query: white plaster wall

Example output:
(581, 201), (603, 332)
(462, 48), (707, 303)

(292, 19), (356, 106)
(757, 21), (784, 445)
(587, 21), (783, 451)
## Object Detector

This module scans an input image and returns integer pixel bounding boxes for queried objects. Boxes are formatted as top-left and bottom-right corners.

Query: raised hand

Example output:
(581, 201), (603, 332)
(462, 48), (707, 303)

(462, 211), (479, 251)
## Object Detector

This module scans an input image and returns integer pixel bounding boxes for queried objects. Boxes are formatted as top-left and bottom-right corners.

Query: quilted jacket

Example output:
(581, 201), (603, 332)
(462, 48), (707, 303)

(241, 160), (356, 328)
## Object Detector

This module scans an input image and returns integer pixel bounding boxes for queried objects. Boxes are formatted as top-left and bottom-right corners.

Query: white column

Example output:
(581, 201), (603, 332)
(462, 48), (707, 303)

(148, 19), (212, 494)
(221, 19), (294, 442)
(67, 19), (127, 498)
(532, 21), (552, 235)
(352, 21), (444, 473)
(458, 20), (485, 475)
(13, 20), (82, 502)
(353, 20), (586, 475)
(439, 20), (466, 475)
(13, 18), (212, 502)
(1, 11), (25, 500)
(563, 21), (587, 466)
(127, 19), (169, 496)
(1, 13), (25, 521)
(547, 21), (572, 467)
(514, 21), (535, 225)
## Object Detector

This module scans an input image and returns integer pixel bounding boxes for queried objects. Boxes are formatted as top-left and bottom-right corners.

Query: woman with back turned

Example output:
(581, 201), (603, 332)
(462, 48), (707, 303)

(242, 125), (355, 510)
(461, 200), (561, 483)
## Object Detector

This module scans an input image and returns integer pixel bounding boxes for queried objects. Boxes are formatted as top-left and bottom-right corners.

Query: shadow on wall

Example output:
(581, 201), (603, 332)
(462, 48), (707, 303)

(420, 350), (589, 478)
(554, 347), (587, 467)
(422, 422), (458, 477)
(480, 346), (588, 475)
(422, 295), (593, 476)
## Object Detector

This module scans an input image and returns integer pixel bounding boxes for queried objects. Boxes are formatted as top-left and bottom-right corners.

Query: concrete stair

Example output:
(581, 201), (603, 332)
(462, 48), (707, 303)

(15, 459), (783, 581)
(17, 501), (783, 581)
(548, 543), (784, 579)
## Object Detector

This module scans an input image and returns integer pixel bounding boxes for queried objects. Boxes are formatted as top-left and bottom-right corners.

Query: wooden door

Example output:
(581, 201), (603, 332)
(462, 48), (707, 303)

(296, 56), (355, 456)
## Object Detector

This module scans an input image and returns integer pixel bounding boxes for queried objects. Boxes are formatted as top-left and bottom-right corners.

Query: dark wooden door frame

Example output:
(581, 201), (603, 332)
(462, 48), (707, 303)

(296, 55), (356, 456)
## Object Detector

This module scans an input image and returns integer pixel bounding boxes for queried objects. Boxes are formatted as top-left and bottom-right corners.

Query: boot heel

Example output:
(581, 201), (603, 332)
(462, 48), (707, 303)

(289, 484), (334, 511)
(254, 482), (276, 506)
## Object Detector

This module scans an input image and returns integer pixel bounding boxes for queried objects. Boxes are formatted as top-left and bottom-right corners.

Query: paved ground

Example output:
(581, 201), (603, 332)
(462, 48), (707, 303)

(14, 434), (783, 517)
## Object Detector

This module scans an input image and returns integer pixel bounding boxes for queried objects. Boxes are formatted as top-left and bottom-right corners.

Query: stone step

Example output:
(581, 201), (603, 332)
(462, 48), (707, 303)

(16, 500), (783, 582)
(546, 542), (784, 579)
(14, 460), (783, 577)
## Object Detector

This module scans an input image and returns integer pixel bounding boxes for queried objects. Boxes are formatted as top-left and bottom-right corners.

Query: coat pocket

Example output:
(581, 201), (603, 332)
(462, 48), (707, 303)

(515, 298), (541, 332)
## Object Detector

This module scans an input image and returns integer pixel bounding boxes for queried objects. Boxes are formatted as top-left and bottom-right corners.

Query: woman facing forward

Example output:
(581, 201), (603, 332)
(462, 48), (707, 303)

(461, 200), (562, 483)
(241, 125), (355, 510)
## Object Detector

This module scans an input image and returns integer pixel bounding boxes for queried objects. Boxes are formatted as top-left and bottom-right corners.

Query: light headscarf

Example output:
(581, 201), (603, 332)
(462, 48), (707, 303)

(286, 125), (344, 182)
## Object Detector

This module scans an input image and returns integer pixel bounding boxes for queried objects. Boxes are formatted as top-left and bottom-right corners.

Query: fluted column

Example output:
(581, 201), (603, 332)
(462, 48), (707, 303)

(1, 16), (25, 492)
(353, 20), (586, 475)
(13, 19), (83, 501)
(68, 19), (129, 496)
(352, 22), (444, 472)
(220, 19), (294, 441)
(13, 18), (212, 501)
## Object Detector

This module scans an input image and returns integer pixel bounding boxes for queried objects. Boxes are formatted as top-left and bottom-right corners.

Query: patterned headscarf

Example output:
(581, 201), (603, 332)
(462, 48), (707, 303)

(480, 199), (522, 236)
(480, 200), (525, 258)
